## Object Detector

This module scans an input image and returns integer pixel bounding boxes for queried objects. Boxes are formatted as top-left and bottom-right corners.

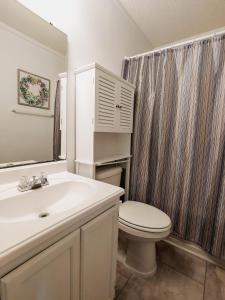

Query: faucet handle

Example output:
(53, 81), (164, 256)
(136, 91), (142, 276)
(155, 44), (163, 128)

(18, 176), (30, 191)
(32, 175), (37, 182)
(40, 172), (49, 186)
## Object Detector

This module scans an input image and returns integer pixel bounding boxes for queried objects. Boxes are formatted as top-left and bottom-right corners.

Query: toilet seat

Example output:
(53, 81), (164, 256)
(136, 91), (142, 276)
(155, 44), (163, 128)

(119, 217), (171, 233)
(119, 219), (171, 240)
(119, 201), (171, 233)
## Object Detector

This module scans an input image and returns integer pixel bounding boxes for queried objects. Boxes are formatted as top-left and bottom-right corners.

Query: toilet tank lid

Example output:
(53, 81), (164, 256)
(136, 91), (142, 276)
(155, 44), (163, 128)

(96, 166), (122, 180)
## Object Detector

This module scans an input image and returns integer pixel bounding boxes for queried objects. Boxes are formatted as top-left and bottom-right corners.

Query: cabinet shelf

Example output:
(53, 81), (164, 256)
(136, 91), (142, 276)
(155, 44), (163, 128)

(95, 154), (132, 166)
(75, 155), (131, 167)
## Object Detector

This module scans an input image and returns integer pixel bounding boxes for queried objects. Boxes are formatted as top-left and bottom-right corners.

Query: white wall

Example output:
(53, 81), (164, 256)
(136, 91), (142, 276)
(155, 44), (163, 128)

(17, 0), (151, 171)
(0, 23), (66, 164)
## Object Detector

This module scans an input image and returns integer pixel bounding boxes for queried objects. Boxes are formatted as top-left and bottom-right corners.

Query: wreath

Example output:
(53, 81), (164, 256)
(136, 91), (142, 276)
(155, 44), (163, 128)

(19, 75), (49, 107)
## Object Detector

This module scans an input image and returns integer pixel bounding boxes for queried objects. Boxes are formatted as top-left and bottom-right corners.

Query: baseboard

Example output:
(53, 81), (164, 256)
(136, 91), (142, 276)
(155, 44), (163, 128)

(165, 236), (225, 269)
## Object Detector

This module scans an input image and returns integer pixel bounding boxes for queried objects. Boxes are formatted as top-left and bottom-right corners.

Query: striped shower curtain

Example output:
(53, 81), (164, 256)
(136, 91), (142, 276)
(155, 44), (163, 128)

(122, 35), (225, 260)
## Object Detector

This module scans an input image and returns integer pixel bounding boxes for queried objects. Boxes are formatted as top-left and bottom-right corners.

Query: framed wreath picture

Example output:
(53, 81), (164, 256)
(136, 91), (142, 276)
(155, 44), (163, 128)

(18, 69), (50, 110)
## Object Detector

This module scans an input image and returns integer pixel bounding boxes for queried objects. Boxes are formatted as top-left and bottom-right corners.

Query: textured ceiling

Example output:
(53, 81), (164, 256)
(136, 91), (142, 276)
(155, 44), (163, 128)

(118, 0), (225, 47)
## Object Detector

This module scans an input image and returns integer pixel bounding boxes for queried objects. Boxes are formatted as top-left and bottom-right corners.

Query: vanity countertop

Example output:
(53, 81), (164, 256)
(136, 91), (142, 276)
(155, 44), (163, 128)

(0, 171), (124, 270)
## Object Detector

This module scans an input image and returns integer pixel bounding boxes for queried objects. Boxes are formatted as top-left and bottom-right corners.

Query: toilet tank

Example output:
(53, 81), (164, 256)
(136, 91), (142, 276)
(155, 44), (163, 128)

(96, 166), (122, 186)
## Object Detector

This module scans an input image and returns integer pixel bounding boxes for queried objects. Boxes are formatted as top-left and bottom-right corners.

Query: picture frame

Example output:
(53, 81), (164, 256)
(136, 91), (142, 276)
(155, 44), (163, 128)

(17, 69), (51, 110)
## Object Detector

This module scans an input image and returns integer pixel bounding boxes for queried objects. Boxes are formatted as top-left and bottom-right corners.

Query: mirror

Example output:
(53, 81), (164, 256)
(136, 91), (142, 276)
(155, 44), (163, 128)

(0, 0), (67, 168)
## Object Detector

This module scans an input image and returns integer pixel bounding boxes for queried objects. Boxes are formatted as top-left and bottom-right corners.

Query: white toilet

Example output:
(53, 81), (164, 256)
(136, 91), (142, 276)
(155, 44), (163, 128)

(96, 166), (171, 277)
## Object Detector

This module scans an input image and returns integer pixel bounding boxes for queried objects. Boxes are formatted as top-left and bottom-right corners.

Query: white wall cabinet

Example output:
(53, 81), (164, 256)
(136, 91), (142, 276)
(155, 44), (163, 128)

(0, 206), (119, 300)
(75, 63), (134, 200)
(75, 63), (135, 134)
(95, 67), (134, 133)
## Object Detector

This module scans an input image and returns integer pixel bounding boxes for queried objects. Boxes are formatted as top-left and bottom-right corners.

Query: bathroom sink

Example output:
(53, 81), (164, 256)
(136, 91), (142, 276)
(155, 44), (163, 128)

(0, 171), (124, 258)
(0, 181), (96, 223)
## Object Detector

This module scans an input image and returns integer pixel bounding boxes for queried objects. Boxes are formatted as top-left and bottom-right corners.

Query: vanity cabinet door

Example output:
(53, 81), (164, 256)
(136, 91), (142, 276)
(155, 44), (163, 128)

(80, 206), (118, 300)
(0, 230), (80, 300)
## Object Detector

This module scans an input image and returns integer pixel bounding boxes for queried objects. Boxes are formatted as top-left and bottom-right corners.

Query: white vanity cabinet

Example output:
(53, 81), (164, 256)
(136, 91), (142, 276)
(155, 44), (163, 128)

(0, 206), (118, 300)
(75, 63), (135, 134)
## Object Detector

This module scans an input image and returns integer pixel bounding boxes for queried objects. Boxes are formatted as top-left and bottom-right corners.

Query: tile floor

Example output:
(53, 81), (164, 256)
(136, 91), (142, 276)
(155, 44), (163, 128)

(115, 242), (225, 300)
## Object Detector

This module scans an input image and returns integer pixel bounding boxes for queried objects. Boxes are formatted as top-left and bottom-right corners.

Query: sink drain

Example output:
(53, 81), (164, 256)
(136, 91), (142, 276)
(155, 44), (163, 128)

(38, 212), (49, 219)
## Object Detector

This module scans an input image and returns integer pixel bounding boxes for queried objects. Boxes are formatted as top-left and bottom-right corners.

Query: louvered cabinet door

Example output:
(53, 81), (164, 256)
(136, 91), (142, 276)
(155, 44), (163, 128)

(118, 83), (134, 133)
(95, 70), (118, 132)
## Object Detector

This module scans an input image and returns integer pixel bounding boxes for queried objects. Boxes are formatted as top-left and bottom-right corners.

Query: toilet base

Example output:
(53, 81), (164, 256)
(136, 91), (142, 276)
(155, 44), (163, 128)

(123, 259), (157, 278)
(125, 239), (157, 278)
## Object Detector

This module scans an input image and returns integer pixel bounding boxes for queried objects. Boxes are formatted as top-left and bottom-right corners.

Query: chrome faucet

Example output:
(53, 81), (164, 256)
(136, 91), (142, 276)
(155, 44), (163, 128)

(18, 172), (49, 192)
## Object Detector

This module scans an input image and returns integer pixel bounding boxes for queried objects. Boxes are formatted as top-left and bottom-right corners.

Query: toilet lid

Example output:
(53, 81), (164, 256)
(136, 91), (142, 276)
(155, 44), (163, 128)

(119, 201), (171, 230)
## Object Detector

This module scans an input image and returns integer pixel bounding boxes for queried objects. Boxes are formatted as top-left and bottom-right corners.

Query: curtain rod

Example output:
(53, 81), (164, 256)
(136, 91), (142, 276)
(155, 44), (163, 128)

(125, 29), (225, 59)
